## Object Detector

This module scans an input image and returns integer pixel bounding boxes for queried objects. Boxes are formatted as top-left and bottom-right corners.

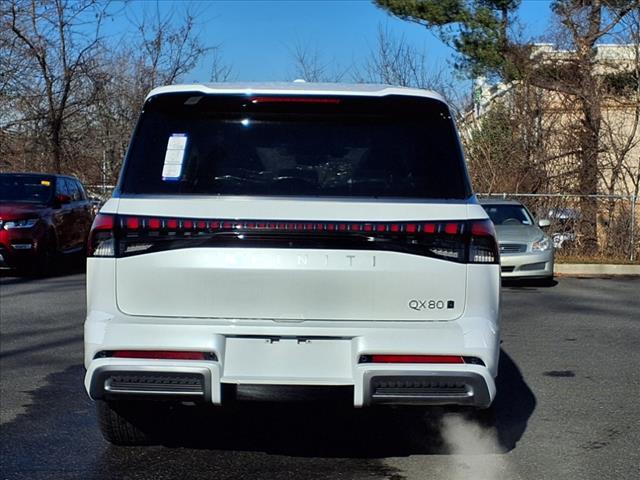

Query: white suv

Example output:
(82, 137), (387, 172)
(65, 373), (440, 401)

(84, 83), (501, 445)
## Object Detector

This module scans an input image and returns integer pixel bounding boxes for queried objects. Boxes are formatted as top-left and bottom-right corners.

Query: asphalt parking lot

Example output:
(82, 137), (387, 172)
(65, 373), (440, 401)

(1, 271), (639, 480)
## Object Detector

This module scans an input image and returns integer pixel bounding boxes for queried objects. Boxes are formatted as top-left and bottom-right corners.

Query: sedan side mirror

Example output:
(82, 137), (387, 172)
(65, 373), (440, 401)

(538, 219), (551, 228)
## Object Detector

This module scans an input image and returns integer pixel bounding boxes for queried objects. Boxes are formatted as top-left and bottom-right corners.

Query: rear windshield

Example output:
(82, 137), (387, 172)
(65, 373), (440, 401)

(0, 174), (55, 204)
(119, 93), (471, 199)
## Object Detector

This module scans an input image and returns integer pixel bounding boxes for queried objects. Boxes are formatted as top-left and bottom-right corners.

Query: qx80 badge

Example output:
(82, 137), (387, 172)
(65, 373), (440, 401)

(408, 299), (456, 311)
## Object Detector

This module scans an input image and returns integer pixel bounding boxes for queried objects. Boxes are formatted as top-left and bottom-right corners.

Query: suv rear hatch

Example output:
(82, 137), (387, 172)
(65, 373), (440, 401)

(98, 91), (495, 321)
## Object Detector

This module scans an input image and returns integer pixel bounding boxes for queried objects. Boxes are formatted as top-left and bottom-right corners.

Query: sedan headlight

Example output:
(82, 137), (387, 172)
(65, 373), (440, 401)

(3, 218), (39, 230)
(532, 236), (552, 252)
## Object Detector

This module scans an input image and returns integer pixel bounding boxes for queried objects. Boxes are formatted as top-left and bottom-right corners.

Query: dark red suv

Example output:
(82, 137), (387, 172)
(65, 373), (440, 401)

(0, 173), (94, 274)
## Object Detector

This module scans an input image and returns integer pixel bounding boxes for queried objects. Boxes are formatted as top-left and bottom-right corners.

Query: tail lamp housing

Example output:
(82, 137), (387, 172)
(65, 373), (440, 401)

(87, 213), (115, 257)
(87, 214), (499, 264)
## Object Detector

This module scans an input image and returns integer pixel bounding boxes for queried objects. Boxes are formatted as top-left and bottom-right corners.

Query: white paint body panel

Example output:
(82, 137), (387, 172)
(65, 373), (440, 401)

(115, 247), (466, 320)
(115, 196), (474, 221)
(114, 197), (473, 321)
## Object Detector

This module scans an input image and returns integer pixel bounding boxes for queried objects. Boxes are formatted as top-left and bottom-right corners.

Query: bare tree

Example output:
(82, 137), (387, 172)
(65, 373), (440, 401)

(209, 46), (234, 82)
(1, 0), (220, 188)
(1, 0), (110, 173)
(84, 5), (211, 188)
(599, 9), (640, 200)
(524, 0), (640, 253)
(357, 26), (440, 88)
(461, 84), (570, 195)
(133, 5), (208, 87)
(353, 25), (472, 114)
(289, 41), (349, 82)
(209, 49), (234, 83)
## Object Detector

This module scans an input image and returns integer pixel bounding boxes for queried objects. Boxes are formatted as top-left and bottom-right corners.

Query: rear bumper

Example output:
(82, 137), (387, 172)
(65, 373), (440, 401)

(84, 313), (499, 408)
(85, 358), (495, 408)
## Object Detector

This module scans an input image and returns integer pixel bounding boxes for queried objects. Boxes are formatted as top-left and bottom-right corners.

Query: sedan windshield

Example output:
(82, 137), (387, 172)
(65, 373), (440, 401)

(483, 204), (534, 226)
(0, 174), (55, 204)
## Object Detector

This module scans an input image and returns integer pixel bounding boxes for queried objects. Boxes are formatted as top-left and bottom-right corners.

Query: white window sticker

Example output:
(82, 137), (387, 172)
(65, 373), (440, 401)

(162, 134), (188, 181)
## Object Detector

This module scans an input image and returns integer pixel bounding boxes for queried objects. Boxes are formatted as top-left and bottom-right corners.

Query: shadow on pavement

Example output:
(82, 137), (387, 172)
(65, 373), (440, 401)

(0, 351), (535, 479)
(0, 254), (85, 284)
(156, 350), (535, 456)
(502, 277), (559, 289)
(492, 349), (537, 451)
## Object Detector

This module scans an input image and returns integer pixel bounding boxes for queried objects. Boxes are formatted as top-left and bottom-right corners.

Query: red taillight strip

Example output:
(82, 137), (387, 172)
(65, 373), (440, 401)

(368, 355), (465, 364)
(118, 216), (468, 234)
(96, 215), (498, 264)
(111, 350), (211, 360)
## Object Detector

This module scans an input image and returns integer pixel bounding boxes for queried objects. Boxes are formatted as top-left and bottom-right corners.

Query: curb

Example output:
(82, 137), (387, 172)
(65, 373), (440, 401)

(554, 263), (640, 276)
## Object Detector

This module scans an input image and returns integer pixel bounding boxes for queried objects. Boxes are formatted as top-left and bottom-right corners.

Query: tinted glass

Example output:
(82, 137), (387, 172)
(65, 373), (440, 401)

(120, 93), (471, 199)
(64, 179), (80, 201)
(55, 178), (69, 196)
(483, 205), (534, 226)
(0, 174), (55, 204)
(75, 181), (87, 200)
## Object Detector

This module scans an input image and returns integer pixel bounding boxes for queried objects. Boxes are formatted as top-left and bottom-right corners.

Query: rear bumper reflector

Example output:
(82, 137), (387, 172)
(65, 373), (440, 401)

(360, 354), (465, 364)
(98, 350), (217, 361)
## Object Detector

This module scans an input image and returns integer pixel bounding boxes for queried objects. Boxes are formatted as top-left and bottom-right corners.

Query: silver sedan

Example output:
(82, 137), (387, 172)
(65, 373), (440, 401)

(480, 199), (554, 282)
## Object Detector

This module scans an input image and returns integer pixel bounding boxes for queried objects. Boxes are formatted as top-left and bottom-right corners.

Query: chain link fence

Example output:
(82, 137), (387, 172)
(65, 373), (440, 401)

(86, 184), (115, 202)
(479, 193), (639, 262)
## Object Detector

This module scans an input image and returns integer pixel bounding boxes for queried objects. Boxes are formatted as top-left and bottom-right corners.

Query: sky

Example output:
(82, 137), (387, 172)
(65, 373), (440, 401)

(104, 0), (555, 86)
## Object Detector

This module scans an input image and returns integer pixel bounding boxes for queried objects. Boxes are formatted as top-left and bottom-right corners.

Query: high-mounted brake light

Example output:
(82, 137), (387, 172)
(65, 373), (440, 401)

(251, 97), (341, 104)
(88, 214), (115, 257)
